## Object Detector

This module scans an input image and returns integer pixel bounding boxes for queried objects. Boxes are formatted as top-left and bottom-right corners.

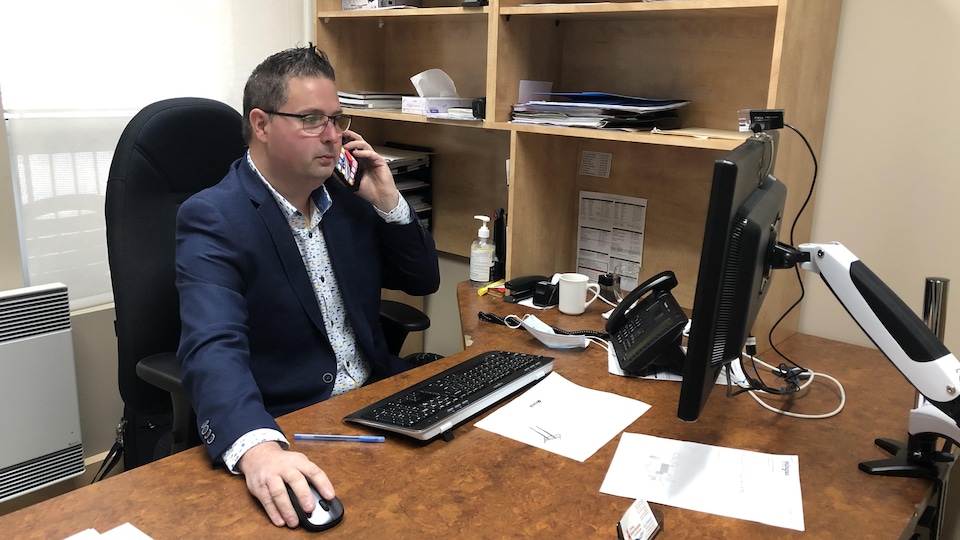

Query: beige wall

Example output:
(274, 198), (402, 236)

(0, 90), (24, 291)
(799, 0), (960, 352)
(799, 7), (960, 533)
(423, 253), (469, 357)
(69, 305), (122, 456)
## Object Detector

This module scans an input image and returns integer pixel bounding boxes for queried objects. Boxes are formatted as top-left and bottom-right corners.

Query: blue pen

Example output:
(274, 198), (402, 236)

(294, 433), (385, 443)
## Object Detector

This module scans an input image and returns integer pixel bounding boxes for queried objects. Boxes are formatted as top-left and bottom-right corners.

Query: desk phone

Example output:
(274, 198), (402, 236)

(605, 270), (687, 375)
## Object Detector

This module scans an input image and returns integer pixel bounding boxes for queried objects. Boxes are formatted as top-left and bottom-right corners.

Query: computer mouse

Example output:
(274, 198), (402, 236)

(285, 482), (344, 532)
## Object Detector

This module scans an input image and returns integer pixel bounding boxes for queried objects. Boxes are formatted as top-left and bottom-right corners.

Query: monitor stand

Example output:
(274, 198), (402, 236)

(860, 401), (958, 477)
(632, 339), (685, 378)
(860, 402), (958, 540)
(859, 432), (951, 477)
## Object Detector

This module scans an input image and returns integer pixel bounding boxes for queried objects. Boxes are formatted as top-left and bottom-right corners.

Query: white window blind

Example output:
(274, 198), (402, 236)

(0, 0), (309, 310)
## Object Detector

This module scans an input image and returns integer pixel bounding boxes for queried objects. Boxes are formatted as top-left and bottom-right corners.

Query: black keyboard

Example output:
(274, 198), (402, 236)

(344, 351), (554, 440)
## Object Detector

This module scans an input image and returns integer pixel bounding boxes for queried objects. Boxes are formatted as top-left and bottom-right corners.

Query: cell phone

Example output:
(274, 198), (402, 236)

(333, 144), (363, 191)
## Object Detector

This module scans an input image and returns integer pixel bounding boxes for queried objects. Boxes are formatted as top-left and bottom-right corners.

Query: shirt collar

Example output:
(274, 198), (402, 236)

(246, 150), (332, 222)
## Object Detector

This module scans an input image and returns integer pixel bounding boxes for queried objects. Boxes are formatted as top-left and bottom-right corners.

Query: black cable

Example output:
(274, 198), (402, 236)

(765, 123), (818, 371)
(733, 354), (800, 396)
(733, 123), (818, 396)
(784, 123), (818, 248)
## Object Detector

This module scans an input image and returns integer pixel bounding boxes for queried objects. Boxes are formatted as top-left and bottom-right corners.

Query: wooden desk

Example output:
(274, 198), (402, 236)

(0, 282), (931, 538)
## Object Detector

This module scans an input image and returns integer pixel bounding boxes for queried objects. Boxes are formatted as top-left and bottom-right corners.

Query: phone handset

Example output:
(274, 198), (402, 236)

(605, 270), (688, 375)
(605, 270), (679, 334)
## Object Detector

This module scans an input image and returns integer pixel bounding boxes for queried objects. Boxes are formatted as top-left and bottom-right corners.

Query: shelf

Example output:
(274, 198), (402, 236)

(345, 108), (744, 149)
(505, 123), (746, 150)
(344, 107), (504, 130)
(319, 1), (775, 21)
(500, 0), (777, 20)
(317, 6), (489, 19)
(397, 180), (430, 191)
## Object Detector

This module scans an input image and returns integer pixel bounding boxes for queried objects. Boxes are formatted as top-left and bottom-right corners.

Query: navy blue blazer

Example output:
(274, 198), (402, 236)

(175, 157), (440, 460)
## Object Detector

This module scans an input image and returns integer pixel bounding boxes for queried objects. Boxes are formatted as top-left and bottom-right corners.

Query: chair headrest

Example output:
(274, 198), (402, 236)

(111, 97), (246, 195)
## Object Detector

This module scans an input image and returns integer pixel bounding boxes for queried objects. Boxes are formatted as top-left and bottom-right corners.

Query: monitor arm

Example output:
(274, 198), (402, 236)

(797, 242), (960, 447)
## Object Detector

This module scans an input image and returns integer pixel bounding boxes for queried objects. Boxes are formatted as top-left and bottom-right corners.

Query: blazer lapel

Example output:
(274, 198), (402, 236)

(317, 189), (356, 309)
(237, 165), (328, 335)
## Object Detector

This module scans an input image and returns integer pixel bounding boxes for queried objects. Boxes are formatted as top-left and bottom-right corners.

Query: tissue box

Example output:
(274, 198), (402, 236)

(342, 0), (421, 10)
(401, 97), (474, 115)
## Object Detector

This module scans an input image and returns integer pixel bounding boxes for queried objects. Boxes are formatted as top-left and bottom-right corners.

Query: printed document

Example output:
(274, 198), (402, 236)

(475, 372), (650, 462)
(600, 433), (804, 531)
(576, 190), (646, 292)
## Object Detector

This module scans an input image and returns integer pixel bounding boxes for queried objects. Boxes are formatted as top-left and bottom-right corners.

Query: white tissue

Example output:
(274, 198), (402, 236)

(410, 68), (459, 97)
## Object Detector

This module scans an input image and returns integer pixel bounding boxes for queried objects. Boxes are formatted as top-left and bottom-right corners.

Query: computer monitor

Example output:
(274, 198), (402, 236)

(678, 133), (787, 422)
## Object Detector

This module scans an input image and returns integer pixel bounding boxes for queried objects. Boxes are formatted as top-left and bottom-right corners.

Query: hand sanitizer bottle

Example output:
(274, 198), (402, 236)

(470, 215), (495, 284)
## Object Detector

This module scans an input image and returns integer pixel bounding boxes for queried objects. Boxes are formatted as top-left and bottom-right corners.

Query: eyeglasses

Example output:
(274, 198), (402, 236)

(260, 110), (352, 134)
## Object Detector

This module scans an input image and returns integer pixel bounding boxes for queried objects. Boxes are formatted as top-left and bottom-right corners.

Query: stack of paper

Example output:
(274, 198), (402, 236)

(374, 145), (431, 175)
(511, 92), (689, 130)
(374, 145), (433, 225)
(406, 193), (432, 213)
(338, 91), (406, 110)
(425, 106), (481, 121)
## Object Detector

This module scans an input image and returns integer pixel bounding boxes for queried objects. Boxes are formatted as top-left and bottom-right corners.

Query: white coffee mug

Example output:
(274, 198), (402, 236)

(558, 273), (601, 315)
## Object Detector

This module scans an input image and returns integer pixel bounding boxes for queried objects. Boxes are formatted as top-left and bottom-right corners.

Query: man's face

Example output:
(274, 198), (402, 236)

(262, 76), (342, 190)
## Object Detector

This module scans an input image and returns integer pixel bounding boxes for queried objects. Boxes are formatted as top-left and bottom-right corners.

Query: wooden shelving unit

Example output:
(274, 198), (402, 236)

(316, 0), (842, 348)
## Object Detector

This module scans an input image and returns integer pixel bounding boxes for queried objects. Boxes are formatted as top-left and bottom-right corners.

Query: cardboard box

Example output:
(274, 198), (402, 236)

(401, 97), (474, 115)
(342, 0), (421, 10)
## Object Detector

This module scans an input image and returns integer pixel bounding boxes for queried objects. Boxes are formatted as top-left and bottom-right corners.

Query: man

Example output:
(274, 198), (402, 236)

(175, 46), (440, 528)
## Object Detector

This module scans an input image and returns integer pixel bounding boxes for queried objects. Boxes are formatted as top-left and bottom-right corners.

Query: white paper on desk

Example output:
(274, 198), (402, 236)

(515, 296), (548, 309)
(65, 530), (102, 540)
(98, 523), (154, 539)
(475, 372), (650, 462)
(66, 523), (155, 540)
(600, 433), (804, 531)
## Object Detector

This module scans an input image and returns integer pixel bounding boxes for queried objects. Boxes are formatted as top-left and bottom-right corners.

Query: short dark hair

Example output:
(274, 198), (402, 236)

(241, 45), (337, 142)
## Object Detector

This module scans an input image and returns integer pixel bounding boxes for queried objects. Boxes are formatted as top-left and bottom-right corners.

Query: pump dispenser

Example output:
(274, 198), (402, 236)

(470, 215), (496, 283)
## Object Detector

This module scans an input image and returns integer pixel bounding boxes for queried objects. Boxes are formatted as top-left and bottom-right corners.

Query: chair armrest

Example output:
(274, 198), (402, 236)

(380, 299), (430, 333)
(136, 352), (195, 453)
(136, 352), (186, 396)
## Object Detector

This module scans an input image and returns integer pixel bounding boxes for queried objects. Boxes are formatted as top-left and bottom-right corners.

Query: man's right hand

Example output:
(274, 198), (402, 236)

(237, 441), (335, 528)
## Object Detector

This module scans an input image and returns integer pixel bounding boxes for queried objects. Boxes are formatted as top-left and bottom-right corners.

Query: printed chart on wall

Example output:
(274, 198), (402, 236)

(576, 191), (647, 293)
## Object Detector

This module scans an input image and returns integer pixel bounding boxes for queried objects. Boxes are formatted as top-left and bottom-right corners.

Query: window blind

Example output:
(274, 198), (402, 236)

(0, 0), (309, 310)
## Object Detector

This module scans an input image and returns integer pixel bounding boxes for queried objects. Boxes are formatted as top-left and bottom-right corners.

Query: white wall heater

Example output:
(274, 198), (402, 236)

(0, 283), (84, 503)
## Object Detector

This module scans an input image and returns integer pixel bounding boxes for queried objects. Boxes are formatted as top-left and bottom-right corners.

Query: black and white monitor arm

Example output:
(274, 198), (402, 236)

(797, 242), (960, 446)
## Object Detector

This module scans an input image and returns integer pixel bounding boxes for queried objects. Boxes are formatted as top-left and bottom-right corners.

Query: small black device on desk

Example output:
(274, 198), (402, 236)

(503, 274), (548, 303)
(606, 270), (687, 375)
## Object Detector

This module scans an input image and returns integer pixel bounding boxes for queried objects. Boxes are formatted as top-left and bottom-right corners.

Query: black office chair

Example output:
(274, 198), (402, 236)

(105, 97), (437, 470)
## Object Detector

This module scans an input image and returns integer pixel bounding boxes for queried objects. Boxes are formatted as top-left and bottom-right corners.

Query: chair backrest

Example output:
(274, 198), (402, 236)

(105, 98), (245, 427)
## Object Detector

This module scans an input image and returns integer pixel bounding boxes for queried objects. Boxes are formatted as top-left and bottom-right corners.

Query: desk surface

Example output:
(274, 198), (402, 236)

(0, 282), (930, 538)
